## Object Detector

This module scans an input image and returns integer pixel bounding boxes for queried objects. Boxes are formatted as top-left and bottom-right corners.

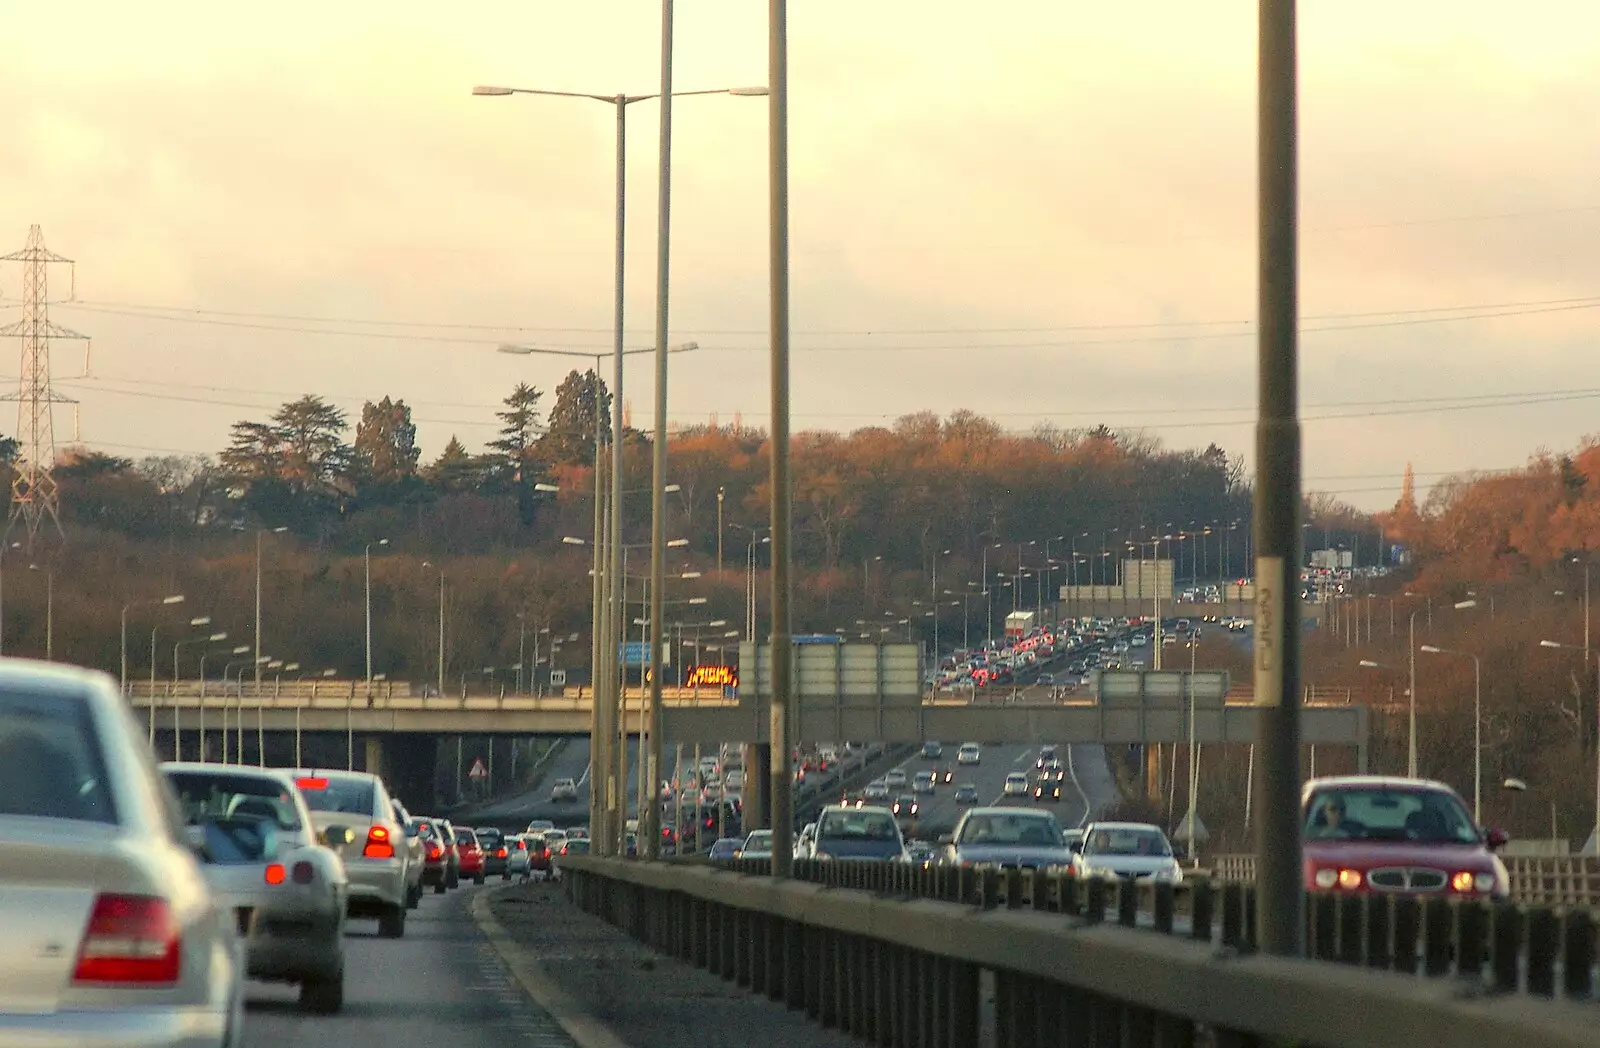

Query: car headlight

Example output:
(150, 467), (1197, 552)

(1474, 871), (1496, 893)
(1314, 868), (1338, 889)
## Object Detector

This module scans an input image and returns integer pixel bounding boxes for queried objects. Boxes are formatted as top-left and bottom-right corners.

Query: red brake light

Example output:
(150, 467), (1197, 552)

(264, 863), (287, 885)
(363, 825), (396, 859)
(426, 842), (442, 860)
(292, 861), (315, 885)
(296, 777), (329, 791)
(496, 848), (507, 858)
(73, 894), (181, 985)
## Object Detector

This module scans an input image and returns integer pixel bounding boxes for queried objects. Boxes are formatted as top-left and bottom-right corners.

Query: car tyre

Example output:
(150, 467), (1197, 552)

(300, 972), (344, 1014)
(406, 883), (421, 909)
(503, 870), (511, 881)
(474, 871), (485, 886)
(433, 880), (446, 895)
(447, 869), (459, 889)
(378, 904), (406, 939)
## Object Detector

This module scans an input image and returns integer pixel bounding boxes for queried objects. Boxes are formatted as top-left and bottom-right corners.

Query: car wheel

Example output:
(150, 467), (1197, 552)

(433, 880), (446, 895)
(378, 904), (406, 939)
(406, 883), (421, 909)
(503, 871), (511, 881)
(474, 872), (485, 886)
(300, 972), (344, 1014)
(447, 870), (459, 889)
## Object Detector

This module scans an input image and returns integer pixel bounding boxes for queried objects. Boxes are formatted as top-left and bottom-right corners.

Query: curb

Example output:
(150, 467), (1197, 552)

(470, 884), (633, 1048)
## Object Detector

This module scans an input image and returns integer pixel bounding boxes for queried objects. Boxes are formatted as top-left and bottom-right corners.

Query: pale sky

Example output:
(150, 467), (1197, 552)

(2, 1), (1599, 511)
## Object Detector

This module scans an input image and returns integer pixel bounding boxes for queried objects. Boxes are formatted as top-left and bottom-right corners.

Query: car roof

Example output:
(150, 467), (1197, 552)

(1301, 775), (1458, 800)
(821, 803), (894, 815)
(1085, 821), (1165, 833)
(964, 806), (1052, 818)
(160, 761), (293, 785)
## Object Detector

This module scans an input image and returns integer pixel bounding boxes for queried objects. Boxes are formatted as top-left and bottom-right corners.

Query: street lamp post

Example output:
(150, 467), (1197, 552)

(1419, 642), (1481, 821)
(255, 527), (287, 697)
(476, 73), (763, 861)
(365, 538), (389, 692)
(422, 561), (445, 699)
(169, 617), (215, 760)
(122, 593), (185, 705)
(1539, 638), (1600, 853)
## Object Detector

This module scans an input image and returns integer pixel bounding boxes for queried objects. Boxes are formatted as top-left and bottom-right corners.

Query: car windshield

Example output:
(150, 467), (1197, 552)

(744, 832), (773, 849)
(818, 810), (899, 841)
(166, 771), (302, 831)
(1303, 787), (1479, 845)
(457, 828), (478, 846)
(296, 775), (376, 815)
(0, 687), (117, 824)
(1085, 827), (1172, 857)
(958, 812), (1063, 847)
(476, 828), (502, 845)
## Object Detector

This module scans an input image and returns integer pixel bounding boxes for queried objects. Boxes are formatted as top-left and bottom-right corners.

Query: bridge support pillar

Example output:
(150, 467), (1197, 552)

(364, 737), (384, 780)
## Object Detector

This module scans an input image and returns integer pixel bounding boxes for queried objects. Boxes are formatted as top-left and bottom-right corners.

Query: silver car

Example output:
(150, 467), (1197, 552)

(288, 769), (410, 937)
(162, 762), (349, 1013)
(0, 660), (243, 1046)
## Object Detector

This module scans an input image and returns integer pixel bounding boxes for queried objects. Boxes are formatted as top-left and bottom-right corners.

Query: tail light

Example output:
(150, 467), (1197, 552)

(363, 825), (396, 859)
(292, 861), (315, 885)
(496, 848), (507, 858)
(73, 894), (181, 985)
(264, 863), (287, 885)
(425, 842), (442, 861)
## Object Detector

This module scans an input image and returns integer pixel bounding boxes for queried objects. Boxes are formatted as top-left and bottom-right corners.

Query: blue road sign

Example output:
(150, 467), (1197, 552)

(618, 642), (671, 667)
(792, 634), (844, 645)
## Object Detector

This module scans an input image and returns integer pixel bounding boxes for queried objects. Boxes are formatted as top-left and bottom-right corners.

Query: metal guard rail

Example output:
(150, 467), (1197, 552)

(560, 856), (1600, 1048)
(1213, 854), (1600, 910)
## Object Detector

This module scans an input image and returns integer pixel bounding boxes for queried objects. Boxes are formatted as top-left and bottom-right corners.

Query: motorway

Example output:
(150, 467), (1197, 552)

(884, 742), (1122, 839)
(240, 881), (574, 1048)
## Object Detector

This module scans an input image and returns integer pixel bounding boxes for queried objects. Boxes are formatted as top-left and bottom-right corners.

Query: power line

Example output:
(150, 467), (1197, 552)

(51, 291), (1600, 342)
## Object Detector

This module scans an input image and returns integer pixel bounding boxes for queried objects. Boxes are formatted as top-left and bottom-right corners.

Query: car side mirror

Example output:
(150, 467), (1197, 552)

(1486, 827), (1510, 851)
(937, 833), (954, 847)
(321, 825), (354, 847)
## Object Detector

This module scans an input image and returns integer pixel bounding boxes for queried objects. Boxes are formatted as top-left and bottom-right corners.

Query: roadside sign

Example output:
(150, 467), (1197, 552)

(792, 634), (843, 645)
(550, 669), (567, 687)
(468, 758), (488, 781)
(618, 642), (672, 667)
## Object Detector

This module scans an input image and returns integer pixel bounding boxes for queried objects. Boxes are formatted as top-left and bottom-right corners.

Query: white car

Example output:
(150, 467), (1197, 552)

(724, 770), (745, 791)
(912, 771), (937, 794)
(957, 743), (982, 765)
(1003, 772), (1030, 797)
(163, 762), (349, 1013)
(1076, 822), (1184, 883)
(507, 834), (532, 877)
(549, 778), (578, 803)
(863, 780), (890, 802)
(0, 662), (244, 1045)
(290, 769), (411, 939)
(884, 768), (909, 789)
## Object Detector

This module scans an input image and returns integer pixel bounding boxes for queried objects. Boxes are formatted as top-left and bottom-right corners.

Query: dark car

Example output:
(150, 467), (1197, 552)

(1301, 776), (1509, 898)
(813, 805), (906, 862)
(415, 816), (459, 891)
(921, 741), (943, 760)
(475, 827), (509, 879)
(1036, 745), (1058, 769)
(954, 783), (979, 804)
(892, 794), (919, 820)
(1033, 774), (1062, 802)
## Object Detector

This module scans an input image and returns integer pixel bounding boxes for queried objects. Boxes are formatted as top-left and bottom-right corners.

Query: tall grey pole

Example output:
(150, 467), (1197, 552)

(1252, 0), (1303, 959)
(1472, 653), (1481, 822)
(1408, 611), (1417, 776)
(603, 94), (629, 856)
(436, 568), (446, 700)
(254, 532), (263, 696)
(589, 354), (608, 853)
(364, 544), (373, 690)
(644, 0), (676, 860)
(766, 0), (795, 878)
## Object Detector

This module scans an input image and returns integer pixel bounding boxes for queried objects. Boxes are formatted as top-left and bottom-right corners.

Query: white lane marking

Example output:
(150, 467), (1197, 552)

(1012, 751), (1028, 765)
(576, 761), (592, 788)
(1066, 745), (1092, 828)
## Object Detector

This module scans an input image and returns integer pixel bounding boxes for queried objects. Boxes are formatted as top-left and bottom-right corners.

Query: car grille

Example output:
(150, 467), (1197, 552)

(1368, 867), (1447, 892)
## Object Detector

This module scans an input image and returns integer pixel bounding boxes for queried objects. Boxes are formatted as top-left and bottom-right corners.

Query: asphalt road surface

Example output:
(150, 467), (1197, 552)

(240, 882), (574, 1048)
(885, 743), (1120, 839)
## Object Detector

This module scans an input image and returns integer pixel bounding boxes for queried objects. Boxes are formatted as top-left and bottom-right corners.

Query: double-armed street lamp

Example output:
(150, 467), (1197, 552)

(477, 47), (765, 859)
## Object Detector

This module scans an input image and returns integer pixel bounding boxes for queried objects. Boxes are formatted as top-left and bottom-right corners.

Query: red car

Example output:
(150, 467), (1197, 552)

(1301, 776), (1509, 899)
(526, 834), (552, 878)
(456, 827), (486, 885)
